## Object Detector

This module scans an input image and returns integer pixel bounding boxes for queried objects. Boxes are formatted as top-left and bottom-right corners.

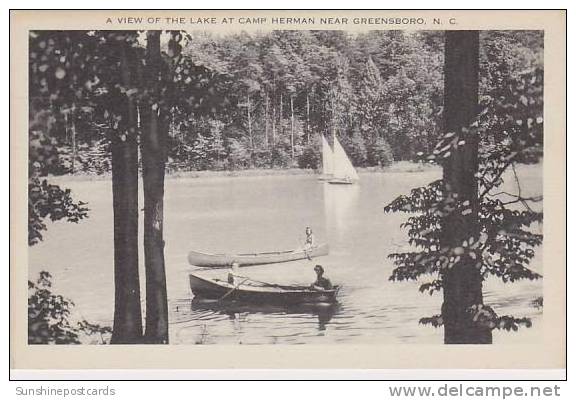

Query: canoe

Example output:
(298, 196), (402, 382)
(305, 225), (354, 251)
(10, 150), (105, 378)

(189, 274), (340, 305)
(187, 243), (329, 268)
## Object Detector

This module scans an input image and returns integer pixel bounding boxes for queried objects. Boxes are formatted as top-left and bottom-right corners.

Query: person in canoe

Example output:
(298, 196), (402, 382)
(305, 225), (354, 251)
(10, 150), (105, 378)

(302, 227), (316, 260)
(304, 226), (316, 249)
(310, 265), (333, 291)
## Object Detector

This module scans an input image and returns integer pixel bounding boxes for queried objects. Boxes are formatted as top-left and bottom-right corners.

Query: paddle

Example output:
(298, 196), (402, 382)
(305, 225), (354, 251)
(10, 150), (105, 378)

(218, 277), (250, 302)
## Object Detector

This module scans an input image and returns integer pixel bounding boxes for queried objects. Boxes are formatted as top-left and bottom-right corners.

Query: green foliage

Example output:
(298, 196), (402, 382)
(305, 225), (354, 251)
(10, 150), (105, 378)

(298, 136), (322, 169)
(197, 30), (444, 168)
(341, 130), (368, 167)
(29, 117), (89, 246)
(227, 138), (252, 170)
(419, 307), (533, 331)
(532, 296), (543, 309)
(384, 68), (544, 332)
(28, 30), (542, 174)
(28, 177), (89, 246)
(367, 136), (395, 167)
(28, 271), (112, 344)
(58, 139), (111, 175)
(270, 135), (294, 168)
(480, 31), (543, 96)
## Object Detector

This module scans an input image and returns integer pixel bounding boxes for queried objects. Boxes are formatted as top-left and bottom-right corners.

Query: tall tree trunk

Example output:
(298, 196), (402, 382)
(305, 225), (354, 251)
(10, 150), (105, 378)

(110, 39), (143, 344)
(306, 92), (310, 143)
(330, 91), (336, 142)
(290, 95), (295, 159)
(247, 93), (253, 163)
(271, 102), (276, 168)
(279, 92), (283, 136)
(272, 104), (276, 145)
(71, 114), (76, 173)
(141, 30), (169, 344)
(69, 104), (77, 174)
(441, 30), (492, 344)
(264, 92), (269, 148)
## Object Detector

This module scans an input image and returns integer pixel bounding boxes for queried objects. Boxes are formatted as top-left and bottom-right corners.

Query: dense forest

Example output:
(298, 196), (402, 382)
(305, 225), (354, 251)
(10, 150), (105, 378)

(40, 30), (542, 175)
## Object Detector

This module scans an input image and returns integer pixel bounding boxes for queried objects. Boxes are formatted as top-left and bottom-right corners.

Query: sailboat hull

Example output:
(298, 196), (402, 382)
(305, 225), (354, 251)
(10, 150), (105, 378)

(327, 177), (356, 185)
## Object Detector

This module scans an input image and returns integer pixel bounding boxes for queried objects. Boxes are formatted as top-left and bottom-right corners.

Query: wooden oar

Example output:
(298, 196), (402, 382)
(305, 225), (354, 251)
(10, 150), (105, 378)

(218, 278), (250, 302)
(238, 277), (310, 291)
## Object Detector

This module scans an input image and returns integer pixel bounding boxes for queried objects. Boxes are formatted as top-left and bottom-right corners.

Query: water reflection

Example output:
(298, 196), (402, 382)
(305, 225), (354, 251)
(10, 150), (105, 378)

(323, 182), (359, 239)
(189, 298), (340, 332)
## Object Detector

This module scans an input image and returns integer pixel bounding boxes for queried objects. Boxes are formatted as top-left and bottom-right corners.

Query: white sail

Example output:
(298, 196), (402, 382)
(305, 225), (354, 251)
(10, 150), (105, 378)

(321, 135), (334, 176)
(332, 136), (359, 181)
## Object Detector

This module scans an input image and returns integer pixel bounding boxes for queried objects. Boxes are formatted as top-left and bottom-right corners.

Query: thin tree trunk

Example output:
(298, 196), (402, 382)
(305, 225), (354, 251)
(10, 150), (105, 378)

(441, 30), (491, 344)
(264, 92), (269, 148)
(141, 30), (169, 344)
(272, 104), (276, 145)
(110, 38), (143, 344)
(290, 95), (295, 159)
(306, 92), (310, 143)
(70, 104), (77, 174)
(271, 102), (276, 168)
(247, 93), (253, 160)
(330, 91), (336, 142)
(279, 92), (283, 136)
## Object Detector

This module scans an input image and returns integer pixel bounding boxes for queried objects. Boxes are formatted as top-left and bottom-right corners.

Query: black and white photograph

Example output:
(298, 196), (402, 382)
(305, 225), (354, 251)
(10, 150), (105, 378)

(10, 10), (566, 372)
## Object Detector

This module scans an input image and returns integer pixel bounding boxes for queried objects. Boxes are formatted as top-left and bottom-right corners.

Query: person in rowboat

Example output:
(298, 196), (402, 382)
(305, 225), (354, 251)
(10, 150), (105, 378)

(310, 265), (333, 291)
(227, 261), (245, 285)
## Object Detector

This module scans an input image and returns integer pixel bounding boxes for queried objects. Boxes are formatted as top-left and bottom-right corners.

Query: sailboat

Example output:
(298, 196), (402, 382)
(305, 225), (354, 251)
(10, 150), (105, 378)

(318, 135), (334, 181)
(327, 135), (359, 185)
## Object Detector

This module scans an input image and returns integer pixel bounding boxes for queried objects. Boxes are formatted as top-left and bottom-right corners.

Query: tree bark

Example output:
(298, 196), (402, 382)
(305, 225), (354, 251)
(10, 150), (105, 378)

(70, 105), (77, 174)
(330, 91), (337, 142)
(290, 95), (295, 159)
(441, 30), (492, 344)
(264, 91), (269, 148)
(247, 93), (253, 162)
(272, 104), (276, 145)
(306, 92), (310, 143)
(110, 38), (143, 344)
(141, 30), (169, 344)
(279, 92), (283, 136)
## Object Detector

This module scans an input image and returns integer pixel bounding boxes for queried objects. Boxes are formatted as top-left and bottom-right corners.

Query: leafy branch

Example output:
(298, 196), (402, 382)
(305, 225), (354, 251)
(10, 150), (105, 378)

(385, 68), (543, 330)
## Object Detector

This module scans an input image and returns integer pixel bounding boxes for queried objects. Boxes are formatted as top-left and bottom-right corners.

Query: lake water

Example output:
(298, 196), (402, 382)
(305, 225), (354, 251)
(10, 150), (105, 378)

(29, 166), (543, 345)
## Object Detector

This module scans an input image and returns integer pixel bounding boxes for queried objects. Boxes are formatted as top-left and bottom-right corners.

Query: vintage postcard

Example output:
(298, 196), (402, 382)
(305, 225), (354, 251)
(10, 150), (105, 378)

(10, 10), (566, 371)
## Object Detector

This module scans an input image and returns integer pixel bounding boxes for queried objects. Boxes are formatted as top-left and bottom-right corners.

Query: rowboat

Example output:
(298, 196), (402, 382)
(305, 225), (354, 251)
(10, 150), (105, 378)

(189, 274), (340, 305)
(187, 243), (329, 268)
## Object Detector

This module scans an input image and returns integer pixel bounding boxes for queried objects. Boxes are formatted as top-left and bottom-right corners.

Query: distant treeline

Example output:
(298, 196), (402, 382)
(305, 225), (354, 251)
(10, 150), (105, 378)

(51, 30), (542, 175)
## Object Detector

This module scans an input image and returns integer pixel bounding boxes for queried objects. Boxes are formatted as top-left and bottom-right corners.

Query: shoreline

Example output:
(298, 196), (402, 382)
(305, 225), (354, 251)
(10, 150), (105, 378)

(47, 161), (441, 183)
